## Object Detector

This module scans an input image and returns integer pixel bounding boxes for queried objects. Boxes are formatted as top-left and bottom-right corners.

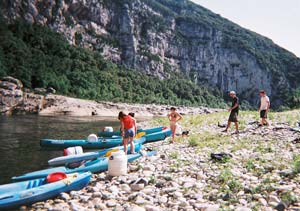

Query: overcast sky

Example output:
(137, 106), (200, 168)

(191, 0), (300, 57)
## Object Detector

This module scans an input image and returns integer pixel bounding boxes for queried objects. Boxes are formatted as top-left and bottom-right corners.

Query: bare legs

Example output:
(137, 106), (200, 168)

(260, 117), (269, 126)
(223, 121), (239, 133)
(170, 123), (176, 143)
(234, 122), (239, 132)
(224, 121), (231, 132)
(123, 137), (135, 154)
(123, 138), (128, 154)
(129, 137), (135, 153)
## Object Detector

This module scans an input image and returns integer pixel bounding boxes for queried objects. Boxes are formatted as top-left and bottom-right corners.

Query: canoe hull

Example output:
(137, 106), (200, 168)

(40, 137), (123, 149)
(12, 152), (143, 181)
(98, 126), (164, 137)
(145, 128), (171, 143)
(48, 140), (144, 166)
(0, 172), (91, 210)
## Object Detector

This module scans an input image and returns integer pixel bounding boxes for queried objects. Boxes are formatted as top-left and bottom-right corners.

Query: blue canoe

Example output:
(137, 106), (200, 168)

(12, 151), (154, 181)
(145, 128), (171, 143)
(40, 128), (170, 149)
(40, 137), (123, 149)
(0, 172), (91, 210)
(98, 126), (165, 137)
(48, 140), (144, 166)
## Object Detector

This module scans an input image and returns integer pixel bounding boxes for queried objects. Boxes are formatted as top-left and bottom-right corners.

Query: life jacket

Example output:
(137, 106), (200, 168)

(122, 115), (134, 129)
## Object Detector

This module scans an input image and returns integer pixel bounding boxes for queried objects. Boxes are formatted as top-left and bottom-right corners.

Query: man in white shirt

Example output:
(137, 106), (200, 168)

(258, 90), (270, 126)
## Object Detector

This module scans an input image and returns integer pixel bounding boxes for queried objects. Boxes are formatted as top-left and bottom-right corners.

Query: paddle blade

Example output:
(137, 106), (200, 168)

(135, 132), (146, 139)
(105, 148), (119, 157)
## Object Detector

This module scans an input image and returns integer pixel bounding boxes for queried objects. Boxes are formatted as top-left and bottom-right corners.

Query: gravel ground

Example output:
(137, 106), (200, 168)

(23, 111), (300, 211)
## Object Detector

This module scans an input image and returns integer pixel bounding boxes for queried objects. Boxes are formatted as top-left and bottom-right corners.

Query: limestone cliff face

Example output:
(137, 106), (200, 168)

(1, 0), (299, 107)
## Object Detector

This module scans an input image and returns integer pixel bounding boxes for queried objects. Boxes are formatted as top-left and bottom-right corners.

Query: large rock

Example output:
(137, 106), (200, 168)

(1, 76), (23, 88)
(0, 76), (24, 115)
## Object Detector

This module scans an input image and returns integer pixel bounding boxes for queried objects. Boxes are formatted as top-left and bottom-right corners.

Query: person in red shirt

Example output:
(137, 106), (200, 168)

(118, 111), (136, 154)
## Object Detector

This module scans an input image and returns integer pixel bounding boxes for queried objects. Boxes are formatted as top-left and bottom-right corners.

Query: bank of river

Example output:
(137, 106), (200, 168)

(2, 110), (300, 211)
(27, 110), (300, 211)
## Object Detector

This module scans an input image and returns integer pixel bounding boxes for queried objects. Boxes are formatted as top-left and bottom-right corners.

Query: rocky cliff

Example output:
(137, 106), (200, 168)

(1, 0), (299, 107)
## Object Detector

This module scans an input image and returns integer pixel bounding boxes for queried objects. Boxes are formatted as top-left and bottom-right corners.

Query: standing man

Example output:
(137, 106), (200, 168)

(258, 90), (270, 126)
(222, 91), (239, 134)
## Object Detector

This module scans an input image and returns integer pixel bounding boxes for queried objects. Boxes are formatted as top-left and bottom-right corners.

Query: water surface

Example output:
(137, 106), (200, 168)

(0, 115), (121, 184)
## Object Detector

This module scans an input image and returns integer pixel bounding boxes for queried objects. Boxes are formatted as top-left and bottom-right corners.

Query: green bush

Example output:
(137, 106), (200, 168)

(0, 20), (224, 108)
(292, 155), (300, 174)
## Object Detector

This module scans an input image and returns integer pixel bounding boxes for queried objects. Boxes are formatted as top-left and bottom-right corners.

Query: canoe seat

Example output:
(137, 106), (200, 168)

(26, 179), (44, 189)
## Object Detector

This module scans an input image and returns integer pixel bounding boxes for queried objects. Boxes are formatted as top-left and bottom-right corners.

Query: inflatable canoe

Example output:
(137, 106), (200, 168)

(40, 128), (170, 149)
(40, 137), (123, 149)
(98, 126), (164, 137)
(40, 135), (147, 149)
(48, 140), (144, 166)
(0, 172), (91, 210)
(145, 128), (171, 143)
(12, 151), (155, 181)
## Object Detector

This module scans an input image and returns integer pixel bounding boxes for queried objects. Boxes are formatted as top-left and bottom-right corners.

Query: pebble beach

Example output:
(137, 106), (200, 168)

(20, 110), (300, 211)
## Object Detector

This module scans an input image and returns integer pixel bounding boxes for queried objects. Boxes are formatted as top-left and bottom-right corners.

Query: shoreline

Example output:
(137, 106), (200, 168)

(24, 110), (300, 211)
(1, 76), (223, 117)
(2, 91), (223, 117)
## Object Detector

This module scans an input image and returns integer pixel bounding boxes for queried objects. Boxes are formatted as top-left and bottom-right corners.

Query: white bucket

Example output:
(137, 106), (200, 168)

(104, 126), (113, 132)
(64, 146), (83, 156)
(108, 151), (127, 176)
(87, 134), (98, 142)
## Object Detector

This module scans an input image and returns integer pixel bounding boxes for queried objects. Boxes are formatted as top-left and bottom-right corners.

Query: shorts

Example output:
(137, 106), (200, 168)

(124, 128), (135, 138)
(228, 111), (238, 122)
(260, 110), (267, 118)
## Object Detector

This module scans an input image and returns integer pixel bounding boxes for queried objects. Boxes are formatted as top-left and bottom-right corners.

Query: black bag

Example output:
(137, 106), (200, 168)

(210, 153), (232, 162)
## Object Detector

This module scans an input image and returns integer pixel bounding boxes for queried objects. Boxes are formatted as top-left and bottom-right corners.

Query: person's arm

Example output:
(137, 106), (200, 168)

(266, 98), (270, 112)
(231, 102), (238, 111)
(258, 98), (262, 112)
(167, 113), (171, 121)
(120, 121), (125, 137)
(230, 98), (238, 111)
(176, 112), (183, 122)
(133, 118), (137, 135)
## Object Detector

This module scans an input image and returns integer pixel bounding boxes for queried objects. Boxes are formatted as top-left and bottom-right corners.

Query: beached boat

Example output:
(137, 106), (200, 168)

(12, 151), (155, 181)
(0, 172), (91, 210)
(40, 127), (170, 149)
(40, 133), (145, 149)
(98, 126), (164, 137)
(40, 137), (124, 149)
(48, 140), (144, 166)
(144, 128), (171, 143)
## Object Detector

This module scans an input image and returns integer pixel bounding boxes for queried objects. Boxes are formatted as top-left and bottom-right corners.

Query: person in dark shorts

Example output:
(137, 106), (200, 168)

(118, 111), (136, 154)
(258, 90), (270, 126)
(222, 91), (239, 133)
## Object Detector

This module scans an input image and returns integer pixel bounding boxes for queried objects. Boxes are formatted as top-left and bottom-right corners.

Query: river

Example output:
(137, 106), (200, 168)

(0, 115), (121, 184)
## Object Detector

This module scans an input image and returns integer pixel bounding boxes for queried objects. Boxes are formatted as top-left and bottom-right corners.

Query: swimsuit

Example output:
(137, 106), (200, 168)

(169, 113), (178, 127)
(170, 121), (177, 127)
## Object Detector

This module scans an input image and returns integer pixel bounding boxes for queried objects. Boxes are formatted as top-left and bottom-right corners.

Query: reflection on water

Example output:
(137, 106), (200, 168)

(0, 115), (120, 184)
